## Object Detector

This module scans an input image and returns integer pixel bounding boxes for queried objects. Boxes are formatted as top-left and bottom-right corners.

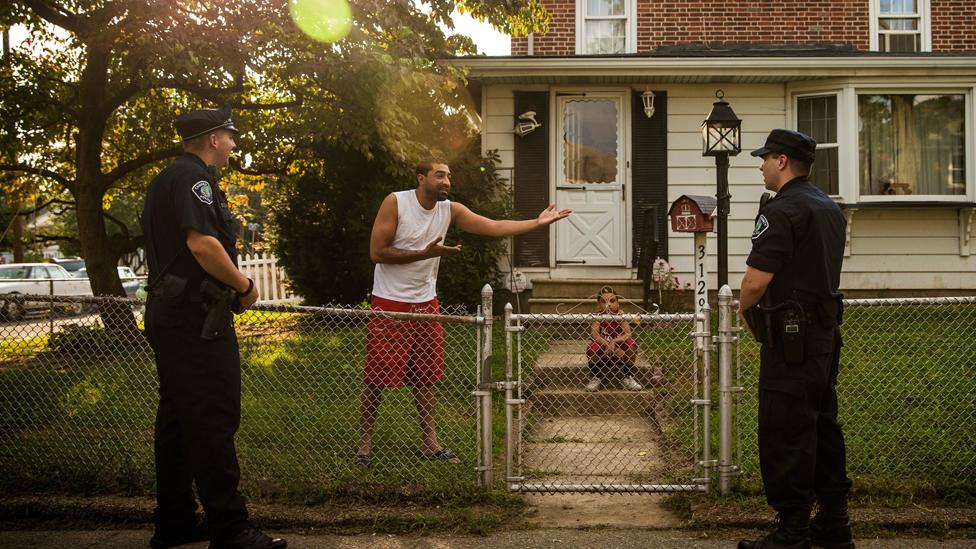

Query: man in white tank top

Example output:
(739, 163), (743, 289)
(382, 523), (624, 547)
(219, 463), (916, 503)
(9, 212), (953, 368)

(356, 158), (571, 465)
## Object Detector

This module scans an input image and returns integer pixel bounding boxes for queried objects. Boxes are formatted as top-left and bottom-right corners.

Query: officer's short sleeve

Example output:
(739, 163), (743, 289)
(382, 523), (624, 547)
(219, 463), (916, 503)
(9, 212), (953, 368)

(173, 178), (220, 238)
(746, 207), (793, 273)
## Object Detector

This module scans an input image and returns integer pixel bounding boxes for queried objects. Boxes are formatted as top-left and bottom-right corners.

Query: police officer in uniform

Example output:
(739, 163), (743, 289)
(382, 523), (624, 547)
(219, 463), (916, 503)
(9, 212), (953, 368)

(737, 129), (853, 549)
(143, 106), (286, 549)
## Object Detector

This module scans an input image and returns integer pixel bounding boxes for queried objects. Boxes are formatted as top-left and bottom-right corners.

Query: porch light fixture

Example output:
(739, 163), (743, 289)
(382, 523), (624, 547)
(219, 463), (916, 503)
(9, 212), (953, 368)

(514, 111), (542, 137)
(700, 90), (741, 288)
(641, 90), (656, 118)
(701, 90), (741, 156)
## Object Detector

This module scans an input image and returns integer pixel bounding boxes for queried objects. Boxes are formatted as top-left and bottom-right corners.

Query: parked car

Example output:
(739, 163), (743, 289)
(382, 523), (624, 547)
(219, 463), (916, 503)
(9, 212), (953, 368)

(0, 263), (93, 321)
(74, 266), (144, 298)
(50, 256), (86, 275)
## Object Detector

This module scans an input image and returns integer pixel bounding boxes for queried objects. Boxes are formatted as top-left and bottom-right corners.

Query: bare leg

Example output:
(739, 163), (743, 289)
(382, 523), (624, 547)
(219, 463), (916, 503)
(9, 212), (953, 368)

(358, 384), (383, 456)
(412, 385), (440, 454)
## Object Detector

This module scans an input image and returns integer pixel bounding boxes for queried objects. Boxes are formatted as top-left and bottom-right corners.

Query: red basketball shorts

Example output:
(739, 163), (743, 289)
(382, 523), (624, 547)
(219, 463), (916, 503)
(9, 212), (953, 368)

(364, 295), (444, 387)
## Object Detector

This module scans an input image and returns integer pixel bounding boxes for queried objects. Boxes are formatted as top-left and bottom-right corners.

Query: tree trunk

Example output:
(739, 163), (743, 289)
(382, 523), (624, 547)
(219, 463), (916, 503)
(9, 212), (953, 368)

(75, 41), (137, 333)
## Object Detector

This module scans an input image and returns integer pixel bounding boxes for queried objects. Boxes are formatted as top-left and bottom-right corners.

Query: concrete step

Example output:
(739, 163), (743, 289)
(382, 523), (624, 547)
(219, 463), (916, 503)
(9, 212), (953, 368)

(522, 441), (664, 478)
(531, 279), (645, 299)
(525, 388), (661, 416)
(527, 416), (658, 443)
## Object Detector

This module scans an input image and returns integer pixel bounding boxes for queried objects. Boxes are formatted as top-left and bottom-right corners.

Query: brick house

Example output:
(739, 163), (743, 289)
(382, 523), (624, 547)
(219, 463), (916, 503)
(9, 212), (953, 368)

(455, 0), (976, 308)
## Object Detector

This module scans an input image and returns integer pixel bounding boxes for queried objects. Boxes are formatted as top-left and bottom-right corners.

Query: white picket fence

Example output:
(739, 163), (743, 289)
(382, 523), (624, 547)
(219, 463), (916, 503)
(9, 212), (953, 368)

(239, 253), (301, 304)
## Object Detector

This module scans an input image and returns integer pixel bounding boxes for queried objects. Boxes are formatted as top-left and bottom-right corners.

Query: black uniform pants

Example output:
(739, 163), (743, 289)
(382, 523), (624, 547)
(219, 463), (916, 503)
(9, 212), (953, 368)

(758, 325), (852, 513)
(145, 297), (248, 539)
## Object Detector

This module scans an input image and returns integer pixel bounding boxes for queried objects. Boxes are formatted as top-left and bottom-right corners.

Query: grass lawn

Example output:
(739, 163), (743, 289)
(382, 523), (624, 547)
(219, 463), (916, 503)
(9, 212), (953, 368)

(0, 303), (973, 505)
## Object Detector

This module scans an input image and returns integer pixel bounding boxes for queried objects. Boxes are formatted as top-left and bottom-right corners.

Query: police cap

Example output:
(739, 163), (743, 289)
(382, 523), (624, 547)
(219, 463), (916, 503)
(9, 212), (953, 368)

(750, 128), (816, 164)
(174, 105), (240, 141)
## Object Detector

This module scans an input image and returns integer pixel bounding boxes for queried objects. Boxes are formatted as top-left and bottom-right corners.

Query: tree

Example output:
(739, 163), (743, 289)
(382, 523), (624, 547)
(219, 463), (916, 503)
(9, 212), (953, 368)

(0, 0), (548, 329)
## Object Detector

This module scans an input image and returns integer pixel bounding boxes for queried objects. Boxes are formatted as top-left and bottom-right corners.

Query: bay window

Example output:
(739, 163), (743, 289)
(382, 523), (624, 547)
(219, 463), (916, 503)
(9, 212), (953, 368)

(858, 93), (966, 197)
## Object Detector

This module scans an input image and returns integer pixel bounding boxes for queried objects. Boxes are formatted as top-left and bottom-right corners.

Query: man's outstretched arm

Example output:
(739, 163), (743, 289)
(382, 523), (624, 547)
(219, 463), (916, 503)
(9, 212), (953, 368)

(451, 202), (571, 238)
(369, 193), (461, 264)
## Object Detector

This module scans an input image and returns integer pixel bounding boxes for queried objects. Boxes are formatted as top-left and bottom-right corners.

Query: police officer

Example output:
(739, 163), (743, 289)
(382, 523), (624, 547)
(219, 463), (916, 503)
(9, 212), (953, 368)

(737, 129), (853, 549)
(143, 106), (286, 549)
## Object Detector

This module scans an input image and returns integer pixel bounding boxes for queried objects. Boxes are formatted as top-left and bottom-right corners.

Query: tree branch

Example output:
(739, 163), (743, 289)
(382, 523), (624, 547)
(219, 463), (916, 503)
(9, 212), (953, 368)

(102, 209), (129, 237)
(17, 198), (76, 216)
(102, 146), (182, 186)
(0, 163), (75, 192)
(20, 0), (81, 33)
(228, 158), (290, 176)
(231, 98), (304, 111)
(157, 78), (246, 102)
(31, 234), (79, 245)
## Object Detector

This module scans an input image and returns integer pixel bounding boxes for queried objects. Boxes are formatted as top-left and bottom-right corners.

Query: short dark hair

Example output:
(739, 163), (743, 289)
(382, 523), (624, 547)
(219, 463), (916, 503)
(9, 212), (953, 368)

(416, 157), (449, 177)
(790, 158), (812, 176)
(769, 153), (812, 176)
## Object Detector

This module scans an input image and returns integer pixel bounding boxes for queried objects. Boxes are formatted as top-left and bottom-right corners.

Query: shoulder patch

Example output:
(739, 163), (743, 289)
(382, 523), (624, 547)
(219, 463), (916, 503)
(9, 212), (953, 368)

(752, 214), (770, 240)
(191, 181), (213, 205)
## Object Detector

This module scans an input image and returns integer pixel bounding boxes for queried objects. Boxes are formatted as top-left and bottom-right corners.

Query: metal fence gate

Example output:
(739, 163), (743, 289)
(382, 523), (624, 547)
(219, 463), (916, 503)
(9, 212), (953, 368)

(501, 304), (712, 493)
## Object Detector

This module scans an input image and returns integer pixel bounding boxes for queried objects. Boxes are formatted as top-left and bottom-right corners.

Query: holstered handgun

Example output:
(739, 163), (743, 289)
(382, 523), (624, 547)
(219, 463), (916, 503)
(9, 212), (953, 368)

(150, 273), (188, 306)
(199, 279), (236, 341)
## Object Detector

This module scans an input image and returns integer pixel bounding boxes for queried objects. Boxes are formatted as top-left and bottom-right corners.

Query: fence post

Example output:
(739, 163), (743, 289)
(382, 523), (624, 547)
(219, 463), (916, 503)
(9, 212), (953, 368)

(503, 302), (514, 490)
(717, 284), (734, 494)
(49, 279), (55, 336)
(479, 284), (494, 488)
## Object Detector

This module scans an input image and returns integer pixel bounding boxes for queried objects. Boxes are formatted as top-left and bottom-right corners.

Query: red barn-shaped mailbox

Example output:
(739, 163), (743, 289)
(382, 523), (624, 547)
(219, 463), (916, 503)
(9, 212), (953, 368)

(668, 195), (717, 233)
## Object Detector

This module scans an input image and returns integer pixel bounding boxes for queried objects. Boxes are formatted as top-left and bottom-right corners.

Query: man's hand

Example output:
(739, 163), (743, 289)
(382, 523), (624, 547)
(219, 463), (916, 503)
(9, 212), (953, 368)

(423, 237), (462, 258)
(237, 285), (259, 312)
(537, 203), (572, 226)
(738, 307), (755, 338)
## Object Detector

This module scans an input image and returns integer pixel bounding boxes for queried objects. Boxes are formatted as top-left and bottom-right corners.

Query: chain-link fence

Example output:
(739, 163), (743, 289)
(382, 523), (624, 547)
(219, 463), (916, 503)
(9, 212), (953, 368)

(731, 296), (976, 496)
(503, 307), (710, 493)
(0, 293), (487, 500)
(2, 291), (974, 501)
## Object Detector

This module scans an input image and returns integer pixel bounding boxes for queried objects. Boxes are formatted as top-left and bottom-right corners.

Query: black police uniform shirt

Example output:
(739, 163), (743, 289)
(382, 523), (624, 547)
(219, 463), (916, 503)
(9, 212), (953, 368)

(746, 176), (846, 350)
(143, 152), (240, 287)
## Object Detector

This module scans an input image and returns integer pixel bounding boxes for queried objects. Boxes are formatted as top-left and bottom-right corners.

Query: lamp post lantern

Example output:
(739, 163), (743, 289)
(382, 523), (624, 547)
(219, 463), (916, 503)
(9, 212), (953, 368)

(701, 90), (741, 289)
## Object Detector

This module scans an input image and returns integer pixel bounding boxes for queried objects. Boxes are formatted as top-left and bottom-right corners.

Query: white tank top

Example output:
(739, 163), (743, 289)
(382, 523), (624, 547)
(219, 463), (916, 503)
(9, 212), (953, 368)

(372, 190), (452, 303)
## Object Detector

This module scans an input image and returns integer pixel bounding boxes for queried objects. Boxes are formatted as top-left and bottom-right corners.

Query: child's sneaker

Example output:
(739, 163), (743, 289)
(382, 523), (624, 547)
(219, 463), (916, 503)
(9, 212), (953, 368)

(621, 376), (643, 391)
(585, 377), (602, 392)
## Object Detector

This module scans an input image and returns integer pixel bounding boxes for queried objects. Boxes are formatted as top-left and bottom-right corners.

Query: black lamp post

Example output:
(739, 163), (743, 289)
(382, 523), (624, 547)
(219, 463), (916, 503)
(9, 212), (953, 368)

(701, 90), (742, 289)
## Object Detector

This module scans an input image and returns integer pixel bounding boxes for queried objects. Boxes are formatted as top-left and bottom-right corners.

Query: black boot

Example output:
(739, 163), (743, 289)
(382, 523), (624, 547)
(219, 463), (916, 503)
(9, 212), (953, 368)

(811, 498), (854, 549)
(209, 527), (287, 549)
(149, 516), (209, 549)
(738, 508), (812, 549)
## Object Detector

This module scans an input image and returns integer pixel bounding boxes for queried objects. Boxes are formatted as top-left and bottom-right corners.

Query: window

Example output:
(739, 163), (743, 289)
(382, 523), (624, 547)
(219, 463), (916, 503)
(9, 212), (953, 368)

(796, 94), (839, 195)
(577, 0), (635, 55)
(858, 93), (966, 197)
(872, 0), (929, 52)
(562, 99), (620, 184)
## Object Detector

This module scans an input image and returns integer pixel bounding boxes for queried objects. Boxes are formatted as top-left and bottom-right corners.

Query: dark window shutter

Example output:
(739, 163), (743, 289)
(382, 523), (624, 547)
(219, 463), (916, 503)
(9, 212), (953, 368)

(631, 90), (668, 267)
(513, 91), (550, 267)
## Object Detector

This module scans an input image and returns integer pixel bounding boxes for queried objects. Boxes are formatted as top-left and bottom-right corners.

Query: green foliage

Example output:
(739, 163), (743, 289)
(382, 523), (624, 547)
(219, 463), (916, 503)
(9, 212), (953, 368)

(1, 0), (547, 294)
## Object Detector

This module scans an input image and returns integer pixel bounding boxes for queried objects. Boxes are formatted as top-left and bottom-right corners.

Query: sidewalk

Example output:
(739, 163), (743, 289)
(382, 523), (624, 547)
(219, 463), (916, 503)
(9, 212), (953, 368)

(1, 528), (974, 548)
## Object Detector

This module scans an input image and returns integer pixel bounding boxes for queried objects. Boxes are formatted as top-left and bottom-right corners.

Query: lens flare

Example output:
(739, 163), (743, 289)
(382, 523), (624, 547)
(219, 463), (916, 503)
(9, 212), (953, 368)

(289, 0), (353, 43)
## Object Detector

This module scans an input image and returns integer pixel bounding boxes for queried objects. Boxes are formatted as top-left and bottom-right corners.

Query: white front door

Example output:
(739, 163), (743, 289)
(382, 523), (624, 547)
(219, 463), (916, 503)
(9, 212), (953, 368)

(554, 93), (627, 267)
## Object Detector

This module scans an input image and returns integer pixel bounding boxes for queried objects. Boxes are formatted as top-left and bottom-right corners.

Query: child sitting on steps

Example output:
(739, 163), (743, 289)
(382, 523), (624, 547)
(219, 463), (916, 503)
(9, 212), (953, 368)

(585, 286), (643, 392)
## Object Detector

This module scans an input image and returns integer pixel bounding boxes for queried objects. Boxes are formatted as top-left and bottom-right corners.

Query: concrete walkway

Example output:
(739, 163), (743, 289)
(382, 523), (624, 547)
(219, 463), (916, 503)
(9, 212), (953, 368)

(520, 340), (682, 529)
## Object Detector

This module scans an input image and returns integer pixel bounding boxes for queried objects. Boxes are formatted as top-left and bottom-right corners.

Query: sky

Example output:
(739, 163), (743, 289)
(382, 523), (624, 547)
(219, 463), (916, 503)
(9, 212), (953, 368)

(449, 10), (511, 56)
